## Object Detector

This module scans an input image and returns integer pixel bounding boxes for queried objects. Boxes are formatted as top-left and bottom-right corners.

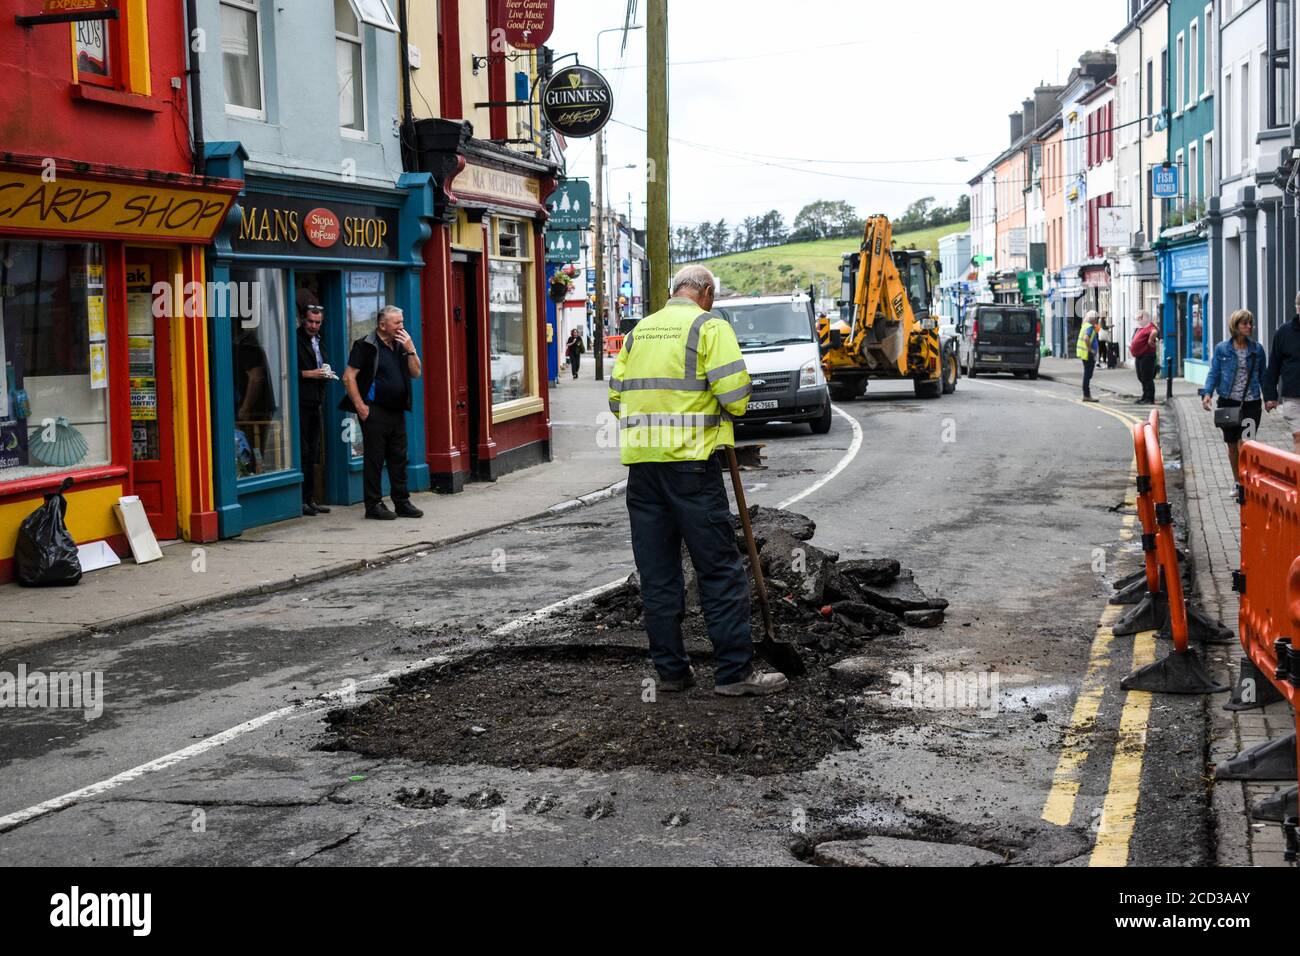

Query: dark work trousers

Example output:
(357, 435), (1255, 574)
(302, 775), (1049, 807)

(361, 405), (410, 508)
(1136, 353), (1157, 402)
(1082, 356), (1096, 398)
(627, 457), (754, 686)
(568, 352), (581, 379)
(299, 402), (322, 502)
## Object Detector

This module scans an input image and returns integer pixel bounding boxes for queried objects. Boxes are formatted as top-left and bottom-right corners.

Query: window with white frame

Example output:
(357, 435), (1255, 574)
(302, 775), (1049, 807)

(1204, 132), (1215, 196)
(1204, 5), (1215, 97)
(1269, 0), (1292, 129)
(1241, 60), (1251, 171)
(336, 0), (365, 134)
(1176, 33), (1185, 111)
(1223, 72), (1233, 174)
(1146, 58), (1155, 134)
(1188, 141), (1199, 208)
(1189, 20), (1199, 106)
(221, 0), (264, 116)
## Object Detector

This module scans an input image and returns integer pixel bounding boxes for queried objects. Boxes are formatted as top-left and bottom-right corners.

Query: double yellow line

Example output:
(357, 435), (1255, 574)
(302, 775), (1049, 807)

(1038, 398), (1161, 866)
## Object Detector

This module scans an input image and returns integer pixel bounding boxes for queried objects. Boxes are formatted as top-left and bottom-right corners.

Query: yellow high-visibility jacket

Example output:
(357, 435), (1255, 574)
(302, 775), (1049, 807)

(1076, 322), (1098, 360)
(609, 298), (751, 464)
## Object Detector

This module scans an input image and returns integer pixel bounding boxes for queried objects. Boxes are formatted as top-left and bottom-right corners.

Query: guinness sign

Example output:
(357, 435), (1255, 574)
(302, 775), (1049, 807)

(542, 66), (613, 139)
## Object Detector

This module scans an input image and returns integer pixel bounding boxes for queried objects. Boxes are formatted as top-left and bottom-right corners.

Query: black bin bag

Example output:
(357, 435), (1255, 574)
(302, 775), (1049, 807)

(14, 477), (82, 587)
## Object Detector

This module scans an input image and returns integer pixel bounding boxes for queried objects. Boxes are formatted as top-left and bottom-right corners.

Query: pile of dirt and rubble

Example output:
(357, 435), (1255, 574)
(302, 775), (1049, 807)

(584, 505), (948, 658)
(324, 507), (947, 776)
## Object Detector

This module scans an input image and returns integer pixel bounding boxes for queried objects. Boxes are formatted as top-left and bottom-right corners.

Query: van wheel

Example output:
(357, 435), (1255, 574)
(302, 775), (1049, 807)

(810, 402), (833, 434)
(966, 356), (977, 378)
(1028, 369), (1039, 380)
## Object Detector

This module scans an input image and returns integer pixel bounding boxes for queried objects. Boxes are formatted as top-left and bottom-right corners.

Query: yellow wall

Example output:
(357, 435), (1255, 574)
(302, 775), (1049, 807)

(407, 1), (441, 120)
(0, 483), (125, 563)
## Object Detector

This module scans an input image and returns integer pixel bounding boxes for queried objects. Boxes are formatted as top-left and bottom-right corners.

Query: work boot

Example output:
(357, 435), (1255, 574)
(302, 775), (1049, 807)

(658, 666), (696, 693)
(1083, 396), (1100, 403)
(310, 500), (331, 514)
(394, 500), (424, 519)
(366, 503), (396, 520)
(302, 502), (319, 517)
(714, 670), (790, 697)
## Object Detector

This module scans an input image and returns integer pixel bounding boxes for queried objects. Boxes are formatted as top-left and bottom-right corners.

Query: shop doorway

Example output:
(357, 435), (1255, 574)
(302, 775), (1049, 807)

(293, 271), (330, 506)
(125, 249), (178, 541)
(450, 259), (481, 478)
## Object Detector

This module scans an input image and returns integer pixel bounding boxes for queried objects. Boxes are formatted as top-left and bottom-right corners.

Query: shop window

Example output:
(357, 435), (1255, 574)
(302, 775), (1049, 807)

(489, 218), (533, 407)
(230, 268), (290, 477)
(335, 0), (366, 135)
(221, 0), (265, 117)
(1189, 294), (1206, 361)
(74, 7), (118, 88)
(0, 242), (111, 484)
(341, 271), (395, 458)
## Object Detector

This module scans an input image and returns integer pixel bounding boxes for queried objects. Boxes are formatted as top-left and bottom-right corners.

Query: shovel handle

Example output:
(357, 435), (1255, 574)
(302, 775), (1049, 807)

(724, 446), (775, 642)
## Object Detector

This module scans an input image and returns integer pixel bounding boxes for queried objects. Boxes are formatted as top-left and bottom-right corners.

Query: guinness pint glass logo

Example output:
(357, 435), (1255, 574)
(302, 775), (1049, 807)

(542, 65), (614, 138)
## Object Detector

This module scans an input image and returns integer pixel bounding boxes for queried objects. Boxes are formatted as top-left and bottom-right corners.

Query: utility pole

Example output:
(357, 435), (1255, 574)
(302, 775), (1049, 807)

(594, 129), (606, 380)
(646, 0), (670, 313)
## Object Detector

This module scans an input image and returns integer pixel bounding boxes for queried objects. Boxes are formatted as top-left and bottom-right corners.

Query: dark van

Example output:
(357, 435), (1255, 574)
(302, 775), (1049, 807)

(962, 305), (1041, 379)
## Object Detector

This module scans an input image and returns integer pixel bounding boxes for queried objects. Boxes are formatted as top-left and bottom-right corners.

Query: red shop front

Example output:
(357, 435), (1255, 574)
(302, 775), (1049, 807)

(414, 121), (560, 492)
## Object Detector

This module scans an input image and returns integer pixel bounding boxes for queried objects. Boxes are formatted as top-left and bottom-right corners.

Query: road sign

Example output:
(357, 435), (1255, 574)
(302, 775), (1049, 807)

(1152, 165), (1180, 199)
(547, 180), (591, 230)
(545, 230), (583, 263)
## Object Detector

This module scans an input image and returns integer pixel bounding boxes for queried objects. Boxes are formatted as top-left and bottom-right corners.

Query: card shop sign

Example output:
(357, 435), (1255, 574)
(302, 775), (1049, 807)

(234, 194), (397, 260)
(542, 66), (613, 139)
(495, 0), (553, 50)
(43, 0), (112, 11)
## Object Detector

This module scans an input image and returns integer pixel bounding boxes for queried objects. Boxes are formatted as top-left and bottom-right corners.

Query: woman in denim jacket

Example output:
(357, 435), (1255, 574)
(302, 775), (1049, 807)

(1200, 309), (1268, 483)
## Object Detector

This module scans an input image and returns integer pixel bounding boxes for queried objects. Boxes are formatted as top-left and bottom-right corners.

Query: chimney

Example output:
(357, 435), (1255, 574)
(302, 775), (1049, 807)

(1022, 99), (1036, 135)
(1034, 86), (1065, 129)
(1010, 111), (1024, 143)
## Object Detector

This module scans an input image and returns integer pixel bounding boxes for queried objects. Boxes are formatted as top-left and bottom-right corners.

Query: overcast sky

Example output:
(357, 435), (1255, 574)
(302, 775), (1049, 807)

(548, 0), (1126, 233)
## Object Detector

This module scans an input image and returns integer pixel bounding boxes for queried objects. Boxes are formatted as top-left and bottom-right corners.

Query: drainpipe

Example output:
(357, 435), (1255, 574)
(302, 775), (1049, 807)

(185, 0), (205, 176)
(399, 0), (416, 169)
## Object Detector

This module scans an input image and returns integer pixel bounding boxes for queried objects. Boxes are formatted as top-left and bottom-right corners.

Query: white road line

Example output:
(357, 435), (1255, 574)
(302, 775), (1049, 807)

(777, 405), (864, 509)
(0, 418), (866, 834)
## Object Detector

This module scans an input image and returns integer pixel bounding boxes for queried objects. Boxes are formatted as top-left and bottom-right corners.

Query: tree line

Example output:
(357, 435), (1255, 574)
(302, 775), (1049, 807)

(672, 195), (969, 263)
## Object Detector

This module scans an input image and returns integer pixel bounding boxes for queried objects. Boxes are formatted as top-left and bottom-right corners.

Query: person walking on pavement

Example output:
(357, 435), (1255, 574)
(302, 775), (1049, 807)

(1076, 310), (1102, 402)
(609, 264), (789, 698)
(1264, 293), (1300, 456)
(1129, 310), (1161, 405)
(565, 328), (584, 380)
(1201, 309), (1267, 485)
(1097, 317), (1113, 369)
(296, 294), (334, 516)
(341, 305), (424, 521)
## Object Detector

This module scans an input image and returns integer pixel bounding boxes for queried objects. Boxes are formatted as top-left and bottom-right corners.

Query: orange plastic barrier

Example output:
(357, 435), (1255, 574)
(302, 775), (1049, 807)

(1120, 417), (1227, 694)
(604, 334), (624, 357)
(1237, 441), (1300, 838)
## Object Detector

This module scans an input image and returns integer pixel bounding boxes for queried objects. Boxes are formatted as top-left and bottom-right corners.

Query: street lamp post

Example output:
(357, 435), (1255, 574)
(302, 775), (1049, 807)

(592, 23), (643, 381)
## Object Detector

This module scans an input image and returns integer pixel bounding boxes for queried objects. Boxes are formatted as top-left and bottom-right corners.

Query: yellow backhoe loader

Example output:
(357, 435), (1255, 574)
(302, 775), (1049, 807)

(817, 215), (959, 400)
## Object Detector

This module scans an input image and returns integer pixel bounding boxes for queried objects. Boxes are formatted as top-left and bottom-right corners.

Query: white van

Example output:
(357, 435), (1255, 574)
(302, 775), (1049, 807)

(710, 292), (833, 434)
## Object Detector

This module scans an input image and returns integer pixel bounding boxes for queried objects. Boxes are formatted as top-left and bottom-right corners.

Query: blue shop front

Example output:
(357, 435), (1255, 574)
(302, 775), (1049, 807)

(205, 144), (434, 537)
(1158, 240), (1211, 387)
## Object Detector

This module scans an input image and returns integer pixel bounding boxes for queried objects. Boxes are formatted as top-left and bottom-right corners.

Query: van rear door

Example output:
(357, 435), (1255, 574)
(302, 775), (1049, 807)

(975, 308), (1038, 368)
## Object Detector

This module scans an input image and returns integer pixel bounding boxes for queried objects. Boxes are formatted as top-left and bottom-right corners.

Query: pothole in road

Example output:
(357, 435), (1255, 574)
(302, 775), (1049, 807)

(322, 643), (889, 776)
(522, 522), (606, 535)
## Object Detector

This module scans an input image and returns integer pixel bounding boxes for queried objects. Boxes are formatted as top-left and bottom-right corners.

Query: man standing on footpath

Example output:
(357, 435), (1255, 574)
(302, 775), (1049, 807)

(609, 265), (788, 698)
(1265, 292), (1300, 455)
(1076, 310), (1101, 403)
(296, 293), (333, 516)
(341, 305), (424, 521)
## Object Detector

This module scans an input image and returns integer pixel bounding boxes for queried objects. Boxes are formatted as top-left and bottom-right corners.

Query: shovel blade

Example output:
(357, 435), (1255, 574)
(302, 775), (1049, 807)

(757, 636), (806, 677)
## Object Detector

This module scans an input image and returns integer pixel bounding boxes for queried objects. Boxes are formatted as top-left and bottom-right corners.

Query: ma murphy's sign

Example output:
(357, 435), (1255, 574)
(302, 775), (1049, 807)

(453, 163), (542, 206)
(0, 169), (232, 242)
(542, 66), (613, 138)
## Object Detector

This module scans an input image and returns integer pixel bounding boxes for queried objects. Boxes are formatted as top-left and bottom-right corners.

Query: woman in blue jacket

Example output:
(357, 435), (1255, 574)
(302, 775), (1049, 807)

(1200, 309), (1268, 483)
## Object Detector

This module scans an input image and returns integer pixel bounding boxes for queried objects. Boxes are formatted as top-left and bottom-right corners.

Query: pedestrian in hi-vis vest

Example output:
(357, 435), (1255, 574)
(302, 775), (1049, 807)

(609, 265), (789, 697)
(1076, 310), (1102, 403)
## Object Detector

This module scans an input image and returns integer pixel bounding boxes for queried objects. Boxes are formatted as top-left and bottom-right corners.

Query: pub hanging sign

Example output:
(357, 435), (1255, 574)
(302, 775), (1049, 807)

(542, 66), (614, 139)
(233, 193), (398, 261)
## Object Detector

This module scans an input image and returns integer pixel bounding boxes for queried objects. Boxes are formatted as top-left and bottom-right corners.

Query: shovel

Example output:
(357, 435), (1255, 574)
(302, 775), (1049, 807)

(723, 446), (806, 677)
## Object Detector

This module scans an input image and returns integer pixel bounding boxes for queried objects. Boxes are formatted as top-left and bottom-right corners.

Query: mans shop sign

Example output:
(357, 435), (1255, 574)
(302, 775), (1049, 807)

(0, 169), (233, 242)
(234, 193), (398, 261)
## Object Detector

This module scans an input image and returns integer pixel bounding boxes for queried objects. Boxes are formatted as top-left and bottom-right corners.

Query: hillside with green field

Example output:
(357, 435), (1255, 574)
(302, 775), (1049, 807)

(688, 222), (969, 298)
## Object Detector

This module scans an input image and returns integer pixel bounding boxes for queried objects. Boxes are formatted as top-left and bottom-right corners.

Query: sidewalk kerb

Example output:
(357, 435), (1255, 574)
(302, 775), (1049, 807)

(31, 478), (632, 643)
